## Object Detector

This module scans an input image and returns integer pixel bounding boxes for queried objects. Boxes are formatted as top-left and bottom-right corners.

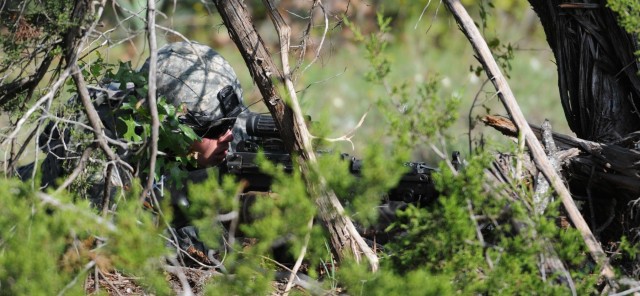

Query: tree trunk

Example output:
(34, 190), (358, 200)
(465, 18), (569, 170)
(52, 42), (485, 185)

(212, 0), (379, 270)
(528, 0), (640, 142)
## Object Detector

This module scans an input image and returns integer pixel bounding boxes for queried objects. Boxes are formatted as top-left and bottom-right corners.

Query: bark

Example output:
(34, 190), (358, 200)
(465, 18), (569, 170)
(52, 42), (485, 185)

(212, 0), (379, 270)
(527, 0), (640, 142)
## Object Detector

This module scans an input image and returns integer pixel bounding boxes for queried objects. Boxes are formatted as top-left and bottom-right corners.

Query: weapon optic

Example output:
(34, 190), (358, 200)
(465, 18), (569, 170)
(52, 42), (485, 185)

(224, 113), (446, 204)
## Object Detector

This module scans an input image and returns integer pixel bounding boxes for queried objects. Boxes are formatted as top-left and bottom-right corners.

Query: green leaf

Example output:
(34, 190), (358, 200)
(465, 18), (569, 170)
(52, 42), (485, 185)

(179, 124), (200, 142)
(120, 116), (142, 142)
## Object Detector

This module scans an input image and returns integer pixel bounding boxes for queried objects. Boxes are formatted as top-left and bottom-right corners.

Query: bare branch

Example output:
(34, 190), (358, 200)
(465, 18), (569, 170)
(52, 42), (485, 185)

(301, 1), (329, 75)
(282, 217), (314, 296)
(54, 146), (94, 194)
(261, 0), (379, 270)
(37, 191), (117, 232)
(1, 68), (70, 149)
(141, 0), (160, 201)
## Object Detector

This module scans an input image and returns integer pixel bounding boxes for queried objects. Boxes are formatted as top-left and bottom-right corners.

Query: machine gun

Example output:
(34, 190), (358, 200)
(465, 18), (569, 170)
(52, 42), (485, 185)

(222, 113), (442, 205)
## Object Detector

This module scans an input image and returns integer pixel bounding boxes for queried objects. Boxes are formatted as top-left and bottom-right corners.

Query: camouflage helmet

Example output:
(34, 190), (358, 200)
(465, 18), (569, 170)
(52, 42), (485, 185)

(141, 41), (243, 137)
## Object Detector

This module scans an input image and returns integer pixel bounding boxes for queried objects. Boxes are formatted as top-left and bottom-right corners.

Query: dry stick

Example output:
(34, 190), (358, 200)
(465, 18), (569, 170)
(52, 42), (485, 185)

(261, 0), (314, 157)
(101, 164), (114, 216)
(57, 260), (96, 296)
(283, 218), (314, 296)
(37, 191), (118, 232)
(55, 146), (95, 194)
(214, 0), (378, 271)
(70, 65), (117, 162)
(70, 62), (119, 215)
(164, 258), (195, 296)
(141, 0), (160, 201)
(65, 0), (117, 164)
(442, 0), (616, 286)
(6, 125), (38, 177)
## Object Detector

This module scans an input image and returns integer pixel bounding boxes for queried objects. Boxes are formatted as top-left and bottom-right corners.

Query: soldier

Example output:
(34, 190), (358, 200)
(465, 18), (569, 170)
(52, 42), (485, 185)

(144, 42), (250, 266)
(19, 41), (249, 266)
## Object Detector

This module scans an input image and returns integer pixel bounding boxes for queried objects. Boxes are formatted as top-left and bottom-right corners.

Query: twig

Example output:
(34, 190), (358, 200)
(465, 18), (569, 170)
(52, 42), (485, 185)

(227, 183), (246, 247)
(301, 1), (329, 74)
(414, 0), (432, 30)
(96, 269), (124, 296)
(468, 78), (490, 154)
(54, 146), (94, 194)
(214, 0), (378, 271)
(37, 192), (117, 232)
(320, 105), (370, 150)
(443, 0), (616, 287)
(141, 0), (160, 202)
(160, 233), (226, 270)
(101, 163), (114, 216)
(57, 260), (95, 296)
(65, 1), (116, 164)
(283, 217), (314, 296)
(6, 125), (39, 177)
(0, 68), (70, 149)
(164, 258), (195, 296)
(70, 66), (117, 158)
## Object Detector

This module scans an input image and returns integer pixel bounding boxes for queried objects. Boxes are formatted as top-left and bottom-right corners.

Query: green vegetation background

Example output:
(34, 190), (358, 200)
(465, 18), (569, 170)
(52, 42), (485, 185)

(99, 0), (568, 159)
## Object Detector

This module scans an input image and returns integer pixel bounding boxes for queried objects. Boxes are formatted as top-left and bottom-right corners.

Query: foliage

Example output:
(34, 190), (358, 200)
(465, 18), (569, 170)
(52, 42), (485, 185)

(0, 0), (624, 295)
(608, 0), (640, 35)
(0, 178), (170, 295)
(331, 9), (599, 296)
(382, 154), (598, 295)
(112, 62), (200, 182)
(471, 0), (515, 78)
(608, 0), (640, 61)
(0, 0), (76, 112)
(58, 60), (200, 200)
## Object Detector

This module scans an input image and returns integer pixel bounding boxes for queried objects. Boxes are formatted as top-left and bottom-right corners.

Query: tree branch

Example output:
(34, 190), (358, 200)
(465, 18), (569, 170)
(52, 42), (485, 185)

(141, 0), (160, 201)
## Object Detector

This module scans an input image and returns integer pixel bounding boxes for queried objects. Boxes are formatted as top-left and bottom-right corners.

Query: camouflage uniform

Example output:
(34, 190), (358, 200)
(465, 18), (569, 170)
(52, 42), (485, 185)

(140, 41), (250, 151)
(143, 42), (250, 264)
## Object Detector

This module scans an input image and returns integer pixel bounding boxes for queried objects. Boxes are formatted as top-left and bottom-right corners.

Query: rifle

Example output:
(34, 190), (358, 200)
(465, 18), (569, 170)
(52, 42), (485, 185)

(222, 113), (442, 205)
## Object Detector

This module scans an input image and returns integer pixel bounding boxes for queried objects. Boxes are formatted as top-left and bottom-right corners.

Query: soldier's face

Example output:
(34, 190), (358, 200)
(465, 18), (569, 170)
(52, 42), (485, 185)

(190, 129), (234, 167)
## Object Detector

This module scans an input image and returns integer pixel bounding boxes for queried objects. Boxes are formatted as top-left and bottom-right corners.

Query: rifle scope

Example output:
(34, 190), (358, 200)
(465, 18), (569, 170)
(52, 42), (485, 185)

(246, 112), (280, 138)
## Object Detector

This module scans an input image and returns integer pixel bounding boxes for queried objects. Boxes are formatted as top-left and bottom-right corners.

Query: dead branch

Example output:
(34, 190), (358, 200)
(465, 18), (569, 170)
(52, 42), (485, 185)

(213, 0), (379, 270)
(37, 191), (117, 232)
(282, 218), (314, 296)
(0, 68), (70, 151)
(141, 0), (160, 201)
(443, 0), (616, 286)
(55, 146), (94, 194)
(0, 51), (54, 107)
(264, 0), (379, 270)
(483, 114), (640, 197)
(484, 153), (576, 294)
